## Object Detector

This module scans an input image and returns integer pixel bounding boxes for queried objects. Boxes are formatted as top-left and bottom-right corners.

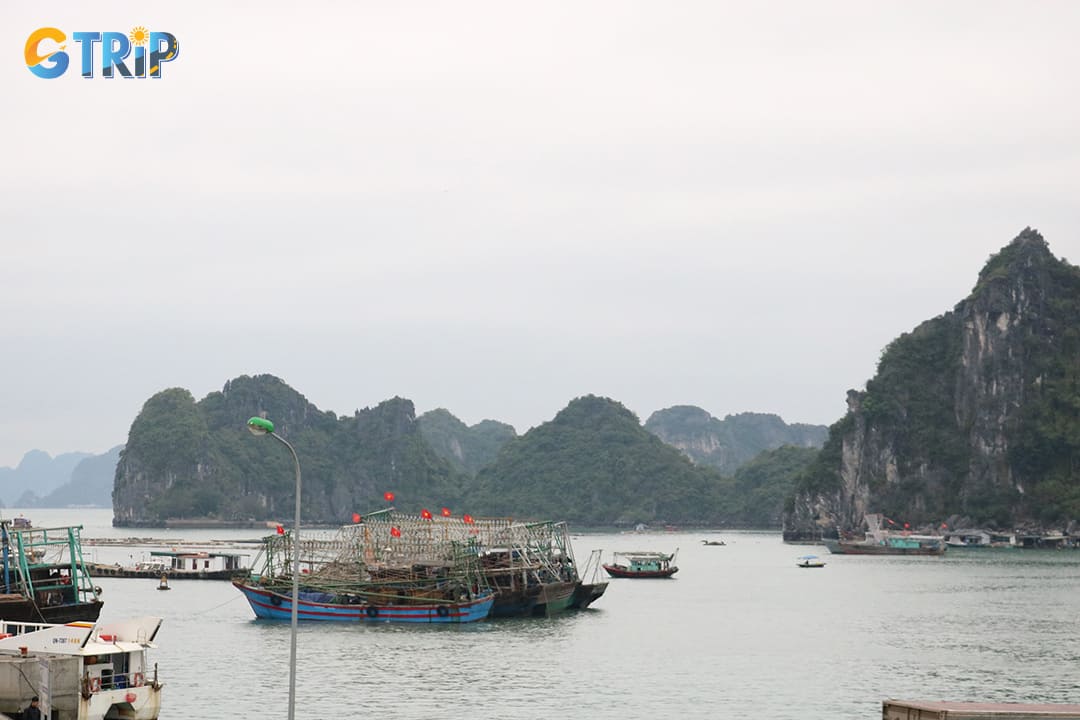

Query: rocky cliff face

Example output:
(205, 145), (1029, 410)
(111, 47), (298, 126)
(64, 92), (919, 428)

(645, 406), (827, 475)
(785, 229), (1080, 537)
(113, 375), (464, 526)
(417, 409), (517, 476)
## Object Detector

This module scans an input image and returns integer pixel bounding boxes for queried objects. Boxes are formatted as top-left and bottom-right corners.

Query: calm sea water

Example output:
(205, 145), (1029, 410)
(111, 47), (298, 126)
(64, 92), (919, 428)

(12, 509), (1080, 719)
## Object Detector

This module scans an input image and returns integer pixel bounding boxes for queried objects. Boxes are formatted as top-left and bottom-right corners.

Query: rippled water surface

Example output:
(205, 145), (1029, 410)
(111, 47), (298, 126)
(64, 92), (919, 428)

(21, 509), (1080, 719)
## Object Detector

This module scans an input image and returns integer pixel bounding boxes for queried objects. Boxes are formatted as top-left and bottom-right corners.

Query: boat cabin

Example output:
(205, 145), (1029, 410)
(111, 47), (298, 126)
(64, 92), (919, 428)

(0, 617), (162, 720)
(149, 551), (247, 573)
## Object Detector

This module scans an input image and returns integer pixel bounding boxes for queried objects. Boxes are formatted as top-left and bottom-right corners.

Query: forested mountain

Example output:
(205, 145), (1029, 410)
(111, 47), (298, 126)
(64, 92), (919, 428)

(786, 229), (1080, 538)
(113, 375), (466, 526)
(417, 409), (516, 476)
(719, 446), (819, 527)
(469, 395), (727, 526)
(645, 407), (827, 475)
(0, 450), (93, 507)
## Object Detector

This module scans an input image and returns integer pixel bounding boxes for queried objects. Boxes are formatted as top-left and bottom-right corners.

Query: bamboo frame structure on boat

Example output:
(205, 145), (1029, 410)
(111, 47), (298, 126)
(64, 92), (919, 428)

(242, 511), (585, 609)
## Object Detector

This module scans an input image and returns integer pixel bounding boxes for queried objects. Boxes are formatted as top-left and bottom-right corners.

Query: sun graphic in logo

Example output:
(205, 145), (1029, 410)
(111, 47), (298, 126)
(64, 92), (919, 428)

(129, 26), (149, 46)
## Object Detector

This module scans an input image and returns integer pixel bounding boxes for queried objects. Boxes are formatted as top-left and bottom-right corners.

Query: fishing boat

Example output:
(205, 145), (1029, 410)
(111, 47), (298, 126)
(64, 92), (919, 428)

(88, 550), (248, 580)
(0, 521), (103, 624)
(232, 579), (494, 622)
(603, 550), (678, 578)
(461, 518), (599, 617)
(701, 539), (726, 546)
(822, 514), (947, 556)
(234, 519), (495, 624)
(796, 555), (826, 568)
(480, 548), (544, 617)
(0, 616), (162, 720)
(568, 549), (608, 609)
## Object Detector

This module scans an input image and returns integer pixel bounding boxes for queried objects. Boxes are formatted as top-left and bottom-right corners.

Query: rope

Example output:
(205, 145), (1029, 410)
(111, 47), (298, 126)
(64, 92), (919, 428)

(190, 592), (244, 616)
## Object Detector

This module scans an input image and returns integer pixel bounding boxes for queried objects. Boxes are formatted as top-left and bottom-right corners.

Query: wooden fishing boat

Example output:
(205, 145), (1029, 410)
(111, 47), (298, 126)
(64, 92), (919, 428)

(0, 521), (103, 624)
(232, 579), (494, 623)
(234, 518), (496, 624)
(569, 549), (608, 609)
(603, 550), (678, 578)
(823, 514), (947, 556)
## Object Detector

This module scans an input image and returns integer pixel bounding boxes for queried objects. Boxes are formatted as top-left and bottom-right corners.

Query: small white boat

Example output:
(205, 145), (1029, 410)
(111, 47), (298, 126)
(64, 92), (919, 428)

(0, 616), (163, 719)
(796, 555), (826, 568)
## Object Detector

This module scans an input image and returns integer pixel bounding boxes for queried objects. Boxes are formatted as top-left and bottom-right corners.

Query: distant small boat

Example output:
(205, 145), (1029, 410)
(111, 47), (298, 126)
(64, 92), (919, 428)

(701, 539), (726, 546)
(796, 555), (826, 568)
(603, 550), (678, 578)
(157, 575), (171, 591)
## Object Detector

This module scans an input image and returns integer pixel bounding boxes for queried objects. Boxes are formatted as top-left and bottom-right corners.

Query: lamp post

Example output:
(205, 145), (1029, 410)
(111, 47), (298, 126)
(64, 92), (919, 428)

(247, 416), (301, 720)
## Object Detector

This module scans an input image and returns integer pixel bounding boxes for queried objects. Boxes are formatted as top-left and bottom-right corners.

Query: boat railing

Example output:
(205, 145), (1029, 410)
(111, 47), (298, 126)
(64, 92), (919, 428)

(0, 619), (65, 637)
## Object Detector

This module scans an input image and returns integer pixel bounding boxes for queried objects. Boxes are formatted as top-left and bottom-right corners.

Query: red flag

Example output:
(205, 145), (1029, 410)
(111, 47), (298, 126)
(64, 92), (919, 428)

(276, 525), (284, 535)
(441, 507), (451, 517)
(421, 508), (433, 520)
(390, 527), (401, 538)
(352, 513), (361, 524)
(903, 522), (910, 529)
(383, 491), (395, 502)
(940, 522), (948, 529)
(462, 514), (474, 524)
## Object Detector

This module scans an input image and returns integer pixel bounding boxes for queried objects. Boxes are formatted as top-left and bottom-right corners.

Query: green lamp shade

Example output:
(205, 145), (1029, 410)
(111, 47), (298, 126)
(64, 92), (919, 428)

(247, 417), (275, 435)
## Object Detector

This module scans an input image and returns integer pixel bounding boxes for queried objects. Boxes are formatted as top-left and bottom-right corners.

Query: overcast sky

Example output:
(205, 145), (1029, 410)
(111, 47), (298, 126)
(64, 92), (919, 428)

(2, 2), (1079, 467)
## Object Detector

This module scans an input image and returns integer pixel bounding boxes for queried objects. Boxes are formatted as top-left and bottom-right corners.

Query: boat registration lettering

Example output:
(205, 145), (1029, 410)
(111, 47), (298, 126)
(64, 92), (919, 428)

(51, 637), (82, 645)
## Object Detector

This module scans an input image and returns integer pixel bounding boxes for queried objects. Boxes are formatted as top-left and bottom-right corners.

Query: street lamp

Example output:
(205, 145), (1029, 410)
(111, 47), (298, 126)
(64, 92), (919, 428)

(247, 416), (301, 720)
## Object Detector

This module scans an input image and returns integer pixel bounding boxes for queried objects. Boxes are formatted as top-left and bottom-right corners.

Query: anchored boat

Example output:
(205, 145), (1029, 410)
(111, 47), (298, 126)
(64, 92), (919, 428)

(823, 514), (947, 556)
(0, 521), (103, 623)
(603, 550), (679, 578)
(234, 516), (494, 624)
(0, 616), (162, 720)
(233, 580), (494, 622)
(88, 551), (248, 581)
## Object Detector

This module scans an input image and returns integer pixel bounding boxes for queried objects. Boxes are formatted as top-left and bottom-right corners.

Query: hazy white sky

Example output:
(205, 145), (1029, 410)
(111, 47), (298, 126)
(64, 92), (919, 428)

(2, 2), (1079, 467)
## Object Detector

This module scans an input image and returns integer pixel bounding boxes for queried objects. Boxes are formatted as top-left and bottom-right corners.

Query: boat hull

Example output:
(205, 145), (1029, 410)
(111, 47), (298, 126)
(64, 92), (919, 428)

(88, 563), (239, 580)
(0, 598), (103, 624)
(602, 564), (678, 578)
(233, 580), (494, 623)
(489, 584), (543, 618)
(532, 581), (577, 616)
(821, 538), (946, 556)
(569, 581), (608, 609)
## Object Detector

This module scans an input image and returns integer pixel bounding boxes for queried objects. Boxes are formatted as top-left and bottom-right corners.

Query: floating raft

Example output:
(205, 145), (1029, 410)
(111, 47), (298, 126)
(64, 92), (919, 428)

(884, 700), (1080, 719)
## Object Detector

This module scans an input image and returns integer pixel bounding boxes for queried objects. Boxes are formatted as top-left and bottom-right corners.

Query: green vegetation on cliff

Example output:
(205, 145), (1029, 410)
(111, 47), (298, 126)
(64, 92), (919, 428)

(417, 409), (516, 476)
(720, 445), (818, 526)
(787, 229), (1080, 533)
(114, 376), (466, 525)
(470, 395), (724, 525)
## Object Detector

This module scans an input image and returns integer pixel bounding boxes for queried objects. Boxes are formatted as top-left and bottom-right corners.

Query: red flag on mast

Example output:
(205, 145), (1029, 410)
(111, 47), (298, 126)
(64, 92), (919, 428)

(390, 527), (401, 538)
(383, 491), (395, 502)
(421, 509), (433, 520)
(441, 507), (451, 517)
(276, 525), (284, 535)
